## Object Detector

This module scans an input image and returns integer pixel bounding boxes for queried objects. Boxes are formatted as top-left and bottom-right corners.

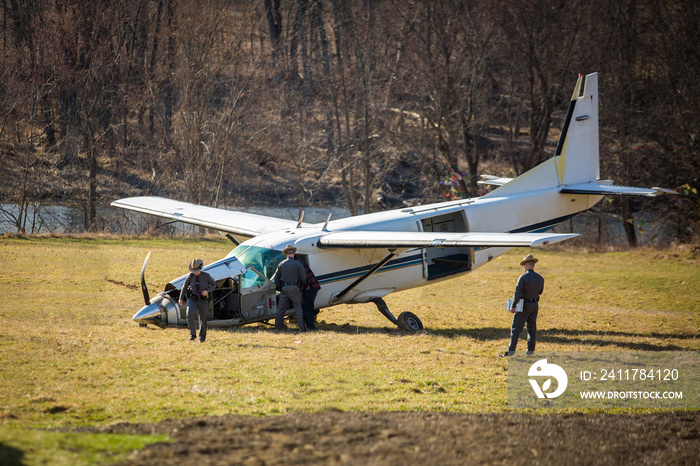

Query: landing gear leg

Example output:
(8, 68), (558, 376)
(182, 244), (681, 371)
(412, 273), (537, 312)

(371, 298), (423, 331)
(371, 298), (397, 325)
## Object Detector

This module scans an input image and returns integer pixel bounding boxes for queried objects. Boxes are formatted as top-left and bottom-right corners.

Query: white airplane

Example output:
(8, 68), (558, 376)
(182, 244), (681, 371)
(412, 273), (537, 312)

(113, 73), (674, 331)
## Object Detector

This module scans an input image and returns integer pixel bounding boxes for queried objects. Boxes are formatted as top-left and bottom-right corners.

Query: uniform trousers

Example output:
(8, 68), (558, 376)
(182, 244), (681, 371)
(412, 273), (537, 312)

(187, 298), (210, 342)
(276, 285), (306, 331)
(302, 288), (318, 330)
(507, 303), (538, 354)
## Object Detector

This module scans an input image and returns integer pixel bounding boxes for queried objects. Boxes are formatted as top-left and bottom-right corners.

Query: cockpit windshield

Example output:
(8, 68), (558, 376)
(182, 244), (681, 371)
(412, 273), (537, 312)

(228, 245), (285, 288)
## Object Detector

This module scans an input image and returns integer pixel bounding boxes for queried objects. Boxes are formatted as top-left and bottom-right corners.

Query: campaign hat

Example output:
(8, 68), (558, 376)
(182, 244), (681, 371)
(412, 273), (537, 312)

(519, 254), (539, 266)
(189, 258), (204, 272)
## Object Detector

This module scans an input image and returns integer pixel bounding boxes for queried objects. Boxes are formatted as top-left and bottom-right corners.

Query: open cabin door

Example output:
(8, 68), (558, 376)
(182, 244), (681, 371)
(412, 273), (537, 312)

(420, 211), (472, 279)
(236, 267), (278, 322)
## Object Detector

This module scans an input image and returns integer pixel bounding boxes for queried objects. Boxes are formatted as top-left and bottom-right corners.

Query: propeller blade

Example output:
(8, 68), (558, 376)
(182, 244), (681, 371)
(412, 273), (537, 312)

(140, 251), (151, 306)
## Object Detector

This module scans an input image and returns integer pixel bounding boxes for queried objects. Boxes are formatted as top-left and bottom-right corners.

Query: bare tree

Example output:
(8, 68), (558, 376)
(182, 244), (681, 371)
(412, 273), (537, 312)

(644, 0), (700, 242)
(0, 0), (696, 243)
(400, 1), (498, 197)
(263, 0), (282, 69)
(495, 0), (591, 175)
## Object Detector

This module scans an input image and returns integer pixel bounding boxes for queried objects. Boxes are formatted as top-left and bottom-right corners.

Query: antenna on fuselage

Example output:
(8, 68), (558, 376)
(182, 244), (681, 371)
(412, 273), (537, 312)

(296, 210), (305, 228)
(322, 213), (332, 231)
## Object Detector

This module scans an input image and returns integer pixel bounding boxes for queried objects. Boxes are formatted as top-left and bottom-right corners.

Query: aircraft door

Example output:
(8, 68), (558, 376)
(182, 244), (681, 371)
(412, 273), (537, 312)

(212, 277), (239, 319)
(421, 211), (472, 280)
(239, 267), (277, 322)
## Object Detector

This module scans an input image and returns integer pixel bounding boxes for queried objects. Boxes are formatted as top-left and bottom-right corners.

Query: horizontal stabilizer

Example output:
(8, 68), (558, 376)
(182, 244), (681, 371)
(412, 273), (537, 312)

(478, 175), (513, 187)
(318, 231), (579, 249)
(111, 196), (307, 237)
(560, 182), (677, 197)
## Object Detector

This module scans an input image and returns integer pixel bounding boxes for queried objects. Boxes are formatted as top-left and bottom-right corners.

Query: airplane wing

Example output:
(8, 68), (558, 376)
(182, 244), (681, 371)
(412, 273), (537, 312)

(111, 196), (308, 237)
(560, 181), (677, 197)
(317, 231), (578, 249)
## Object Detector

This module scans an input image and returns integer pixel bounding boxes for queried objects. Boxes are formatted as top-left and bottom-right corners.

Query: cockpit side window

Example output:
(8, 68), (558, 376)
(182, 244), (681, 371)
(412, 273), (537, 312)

(230, 245), (285, 288)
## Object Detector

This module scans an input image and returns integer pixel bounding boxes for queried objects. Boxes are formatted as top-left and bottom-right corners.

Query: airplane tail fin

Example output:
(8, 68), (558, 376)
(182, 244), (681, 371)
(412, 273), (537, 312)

(483, 72), (675, 198)
(554, 73), (600, 186)
(554, 73), (676, 197)
(482, 73), (600, 198)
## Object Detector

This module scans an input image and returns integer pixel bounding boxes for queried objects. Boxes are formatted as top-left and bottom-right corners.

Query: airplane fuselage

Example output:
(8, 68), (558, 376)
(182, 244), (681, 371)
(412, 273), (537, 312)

(230, 186), (602, 310)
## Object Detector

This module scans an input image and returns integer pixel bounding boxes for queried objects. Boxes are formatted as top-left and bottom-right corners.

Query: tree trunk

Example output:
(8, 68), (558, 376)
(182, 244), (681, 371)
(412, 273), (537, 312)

(621, 198), (637, 247)
(263, 0), (282, 67)
(163, 0), (175, 141)
(87, 143), (98, 231)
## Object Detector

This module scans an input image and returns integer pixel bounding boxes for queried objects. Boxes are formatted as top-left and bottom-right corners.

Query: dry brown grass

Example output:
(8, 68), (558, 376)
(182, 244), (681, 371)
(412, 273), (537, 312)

(0, 236), (698, 432)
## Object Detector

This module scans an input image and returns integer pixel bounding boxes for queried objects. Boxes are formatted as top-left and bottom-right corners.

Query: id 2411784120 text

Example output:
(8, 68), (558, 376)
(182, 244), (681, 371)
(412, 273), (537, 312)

(508, 352), (698, 409)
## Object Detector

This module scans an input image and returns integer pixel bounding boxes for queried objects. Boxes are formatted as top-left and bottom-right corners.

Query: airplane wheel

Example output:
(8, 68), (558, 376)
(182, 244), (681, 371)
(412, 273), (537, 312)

(397, 312), (423, 332)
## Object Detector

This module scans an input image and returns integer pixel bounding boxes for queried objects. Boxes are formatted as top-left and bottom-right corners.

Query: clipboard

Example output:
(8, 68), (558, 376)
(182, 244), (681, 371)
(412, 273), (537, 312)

(507, 299), (524, 313)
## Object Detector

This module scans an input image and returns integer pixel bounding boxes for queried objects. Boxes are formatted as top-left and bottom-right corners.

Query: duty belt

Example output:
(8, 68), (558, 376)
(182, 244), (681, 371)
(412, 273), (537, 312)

(282, 282), (299, 287)
(524, 298), (539, 302)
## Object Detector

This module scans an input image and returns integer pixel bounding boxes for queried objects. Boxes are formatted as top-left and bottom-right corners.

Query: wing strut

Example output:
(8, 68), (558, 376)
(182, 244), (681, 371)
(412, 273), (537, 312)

(331, 250), (396, 303)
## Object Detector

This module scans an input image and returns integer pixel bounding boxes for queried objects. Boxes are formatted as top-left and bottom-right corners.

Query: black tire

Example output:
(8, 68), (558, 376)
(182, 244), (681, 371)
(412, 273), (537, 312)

(397, 312), (423, 331)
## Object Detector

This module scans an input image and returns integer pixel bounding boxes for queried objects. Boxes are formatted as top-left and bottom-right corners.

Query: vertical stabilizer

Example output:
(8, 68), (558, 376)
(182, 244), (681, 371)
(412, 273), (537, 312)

(555, 73), (600, 185)
(482, 72), (674, 200)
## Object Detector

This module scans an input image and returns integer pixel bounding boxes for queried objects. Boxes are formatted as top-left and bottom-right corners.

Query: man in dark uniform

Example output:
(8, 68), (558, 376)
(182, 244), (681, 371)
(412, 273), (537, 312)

(299, 259), (321, 331)
(500, 254), (545, 357)
(273, 245), (307, 331)
(178, 258), (217, 342)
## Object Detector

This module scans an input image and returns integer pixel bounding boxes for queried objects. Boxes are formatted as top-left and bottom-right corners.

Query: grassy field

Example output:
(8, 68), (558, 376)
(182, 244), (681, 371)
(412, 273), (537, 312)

(1, 236), (698, 463)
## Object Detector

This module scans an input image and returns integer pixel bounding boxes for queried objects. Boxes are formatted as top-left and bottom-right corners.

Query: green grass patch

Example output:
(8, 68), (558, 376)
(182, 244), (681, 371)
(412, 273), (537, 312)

(0, 426), (168, 465)
(1, 236), (698, 461)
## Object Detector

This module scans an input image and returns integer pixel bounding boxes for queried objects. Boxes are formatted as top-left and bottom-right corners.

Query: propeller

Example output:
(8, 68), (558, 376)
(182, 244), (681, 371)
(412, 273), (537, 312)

(140, 252), (151, 306)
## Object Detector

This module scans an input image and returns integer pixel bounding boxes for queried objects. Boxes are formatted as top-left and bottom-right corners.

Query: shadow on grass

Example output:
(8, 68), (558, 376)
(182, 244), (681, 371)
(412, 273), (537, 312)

(544, 327), (698, 340)
(430, 327), (688, 351)
(539, 327), (689, 351)
(0, 442), (24, 466)
(235, 343), (299, 350)
(220, 321), (398, 336)
(217, 322), (691, 351)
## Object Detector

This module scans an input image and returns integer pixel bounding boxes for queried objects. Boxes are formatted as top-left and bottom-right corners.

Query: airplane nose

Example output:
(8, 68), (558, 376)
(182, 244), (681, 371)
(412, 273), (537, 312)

(132, 302), (162, 325)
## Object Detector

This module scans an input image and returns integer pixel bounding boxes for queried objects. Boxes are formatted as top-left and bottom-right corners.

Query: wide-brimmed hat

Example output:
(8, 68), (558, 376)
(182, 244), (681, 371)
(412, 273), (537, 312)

(520, 254), (539, 266)
(189, 258), (204, 272)
(282, 245), (297, 255)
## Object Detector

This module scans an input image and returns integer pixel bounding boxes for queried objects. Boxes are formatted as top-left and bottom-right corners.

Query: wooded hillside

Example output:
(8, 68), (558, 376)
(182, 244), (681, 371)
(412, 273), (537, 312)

(1, 0), (698, 243)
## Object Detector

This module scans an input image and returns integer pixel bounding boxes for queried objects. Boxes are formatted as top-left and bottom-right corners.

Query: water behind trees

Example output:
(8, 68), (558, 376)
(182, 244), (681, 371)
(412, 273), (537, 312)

(0, 203), (674, 247)
(0, 204), (352, 236)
